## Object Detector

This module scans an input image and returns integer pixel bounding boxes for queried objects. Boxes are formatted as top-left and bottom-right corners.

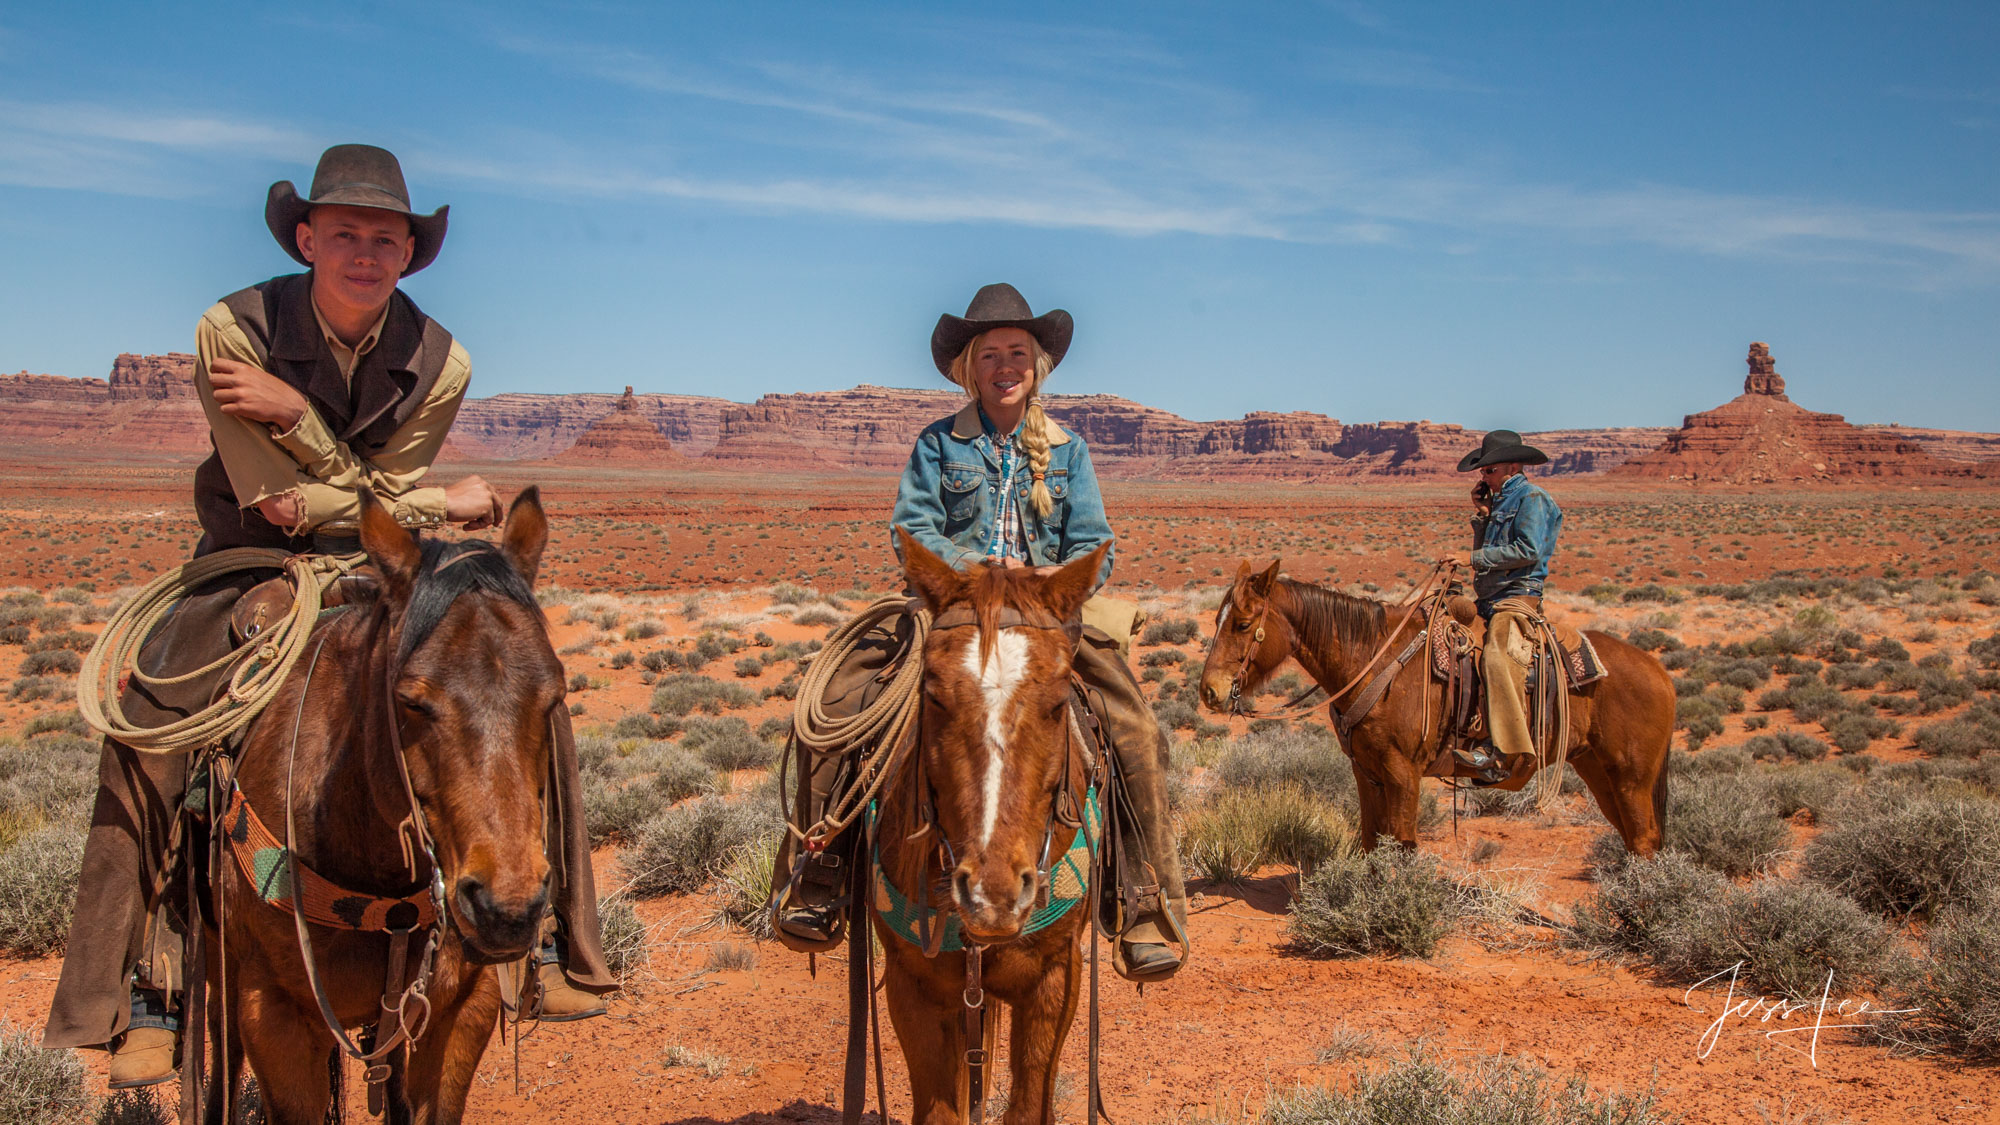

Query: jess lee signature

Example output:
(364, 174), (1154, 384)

(1683, 963), (1918, 1066)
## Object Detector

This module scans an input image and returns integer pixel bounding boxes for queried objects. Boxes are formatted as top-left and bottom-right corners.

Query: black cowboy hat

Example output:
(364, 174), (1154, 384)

(930, 283), (1073, 377)
(1457, 429), (1549, 472)
(265, 144), (448, 276)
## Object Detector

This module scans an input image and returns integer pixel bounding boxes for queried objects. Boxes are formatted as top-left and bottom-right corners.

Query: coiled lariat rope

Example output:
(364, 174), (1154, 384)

(785, 595), (931, 849)
(77, 548), (364, 755)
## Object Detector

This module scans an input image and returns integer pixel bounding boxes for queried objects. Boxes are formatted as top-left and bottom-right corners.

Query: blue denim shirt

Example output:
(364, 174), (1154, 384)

(1471, 473), (1562, 614)
(891, 404), (1116, 590)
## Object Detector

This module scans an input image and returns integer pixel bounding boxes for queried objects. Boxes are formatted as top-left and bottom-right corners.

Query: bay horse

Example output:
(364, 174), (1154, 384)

(202, 488), (562, 1124)
(1198, 560), (1673, 856)
(876, 529), (1109, 1125)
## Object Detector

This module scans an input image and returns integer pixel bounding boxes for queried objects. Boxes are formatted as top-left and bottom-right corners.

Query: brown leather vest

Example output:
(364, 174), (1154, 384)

(193, 273), (453, 555)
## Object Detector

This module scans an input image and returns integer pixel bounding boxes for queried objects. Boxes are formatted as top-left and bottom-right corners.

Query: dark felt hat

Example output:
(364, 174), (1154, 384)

(1457, 429), (1549, 472)
(265, 144), (448, 276)
(930, 283), (1073, 377)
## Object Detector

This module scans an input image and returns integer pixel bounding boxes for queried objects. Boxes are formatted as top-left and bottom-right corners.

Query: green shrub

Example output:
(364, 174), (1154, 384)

(0, 824), (86, 955)
(681, 716), (776, 771)
(1881, 900), (2000, 1060)
(1912, 699), (2000, 759)
(611, 712), (682, 740)
(1743, 731), (1826, 762)
(1288, 842), (1458, 958)
(19, 650), (78, 677)
(1802, 785), (2000, 918)
(627, 797), (774, 897)
(1569, 854), (1895, 1003)
(1674, 697), (1724, 750)
(6, 677), (66, 703)
(1664, 772), (1790, 876)
(1139, 618), (1199, 646)
(0, 1020), (90, 1125)
(1260, 1044), (1672, 1125)
(649, 674), (756, 717)
(1824, 711), (1899, 754)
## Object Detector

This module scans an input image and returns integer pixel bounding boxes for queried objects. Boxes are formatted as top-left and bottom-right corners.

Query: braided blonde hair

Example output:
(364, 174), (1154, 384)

(948, 330), (1059, 518)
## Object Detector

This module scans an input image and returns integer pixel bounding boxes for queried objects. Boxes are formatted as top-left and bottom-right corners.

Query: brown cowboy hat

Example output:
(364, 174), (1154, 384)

(930, 283), (1073, 377)
(1457, 429), (1549, 472)
(265, 144), (449, 276)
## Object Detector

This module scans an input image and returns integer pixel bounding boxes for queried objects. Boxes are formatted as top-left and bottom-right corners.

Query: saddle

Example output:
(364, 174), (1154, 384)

(1421, 594), (1607, 783)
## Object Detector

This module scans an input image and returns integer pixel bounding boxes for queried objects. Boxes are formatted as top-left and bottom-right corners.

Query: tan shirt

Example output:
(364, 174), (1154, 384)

(193, 296), (470, 533)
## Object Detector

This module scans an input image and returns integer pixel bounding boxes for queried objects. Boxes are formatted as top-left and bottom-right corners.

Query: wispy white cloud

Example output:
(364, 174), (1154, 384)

(0, 99), (313, 197)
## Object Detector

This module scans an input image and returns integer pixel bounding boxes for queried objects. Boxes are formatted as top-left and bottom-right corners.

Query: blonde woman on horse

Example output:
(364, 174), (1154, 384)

(772, 283), (1188, 980)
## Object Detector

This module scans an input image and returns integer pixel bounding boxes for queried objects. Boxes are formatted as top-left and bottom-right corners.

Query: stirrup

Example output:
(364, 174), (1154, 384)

(1451, 742), (1510, 786)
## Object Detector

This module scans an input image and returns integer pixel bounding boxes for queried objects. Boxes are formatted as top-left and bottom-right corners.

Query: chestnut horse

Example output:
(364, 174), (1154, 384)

(876, 530), (1108, 1125)
(1198, 560), (1673, 856)
(202, 489), (562, 1124)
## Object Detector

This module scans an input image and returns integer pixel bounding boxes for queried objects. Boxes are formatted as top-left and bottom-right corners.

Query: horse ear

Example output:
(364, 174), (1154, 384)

(1042, 542), (1107, 624)
(897, 528), (963, 613)
(500, 486), (548, 587)
(358, 488), (420, 600)
(1249, 558), (1282, 597)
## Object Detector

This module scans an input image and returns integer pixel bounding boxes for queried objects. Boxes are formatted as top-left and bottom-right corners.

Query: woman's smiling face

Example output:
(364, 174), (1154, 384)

(970, 327), (1039, 420)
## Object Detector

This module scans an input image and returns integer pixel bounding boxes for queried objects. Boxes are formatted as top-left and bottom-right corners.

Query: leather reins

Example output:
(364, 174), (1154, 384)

(1218, 561), (1456, 725)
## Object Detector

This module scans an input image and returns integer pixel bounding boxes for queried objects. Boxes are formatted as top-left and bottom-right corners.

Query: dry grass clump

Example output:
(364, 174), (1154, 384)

(0, 824), (86, 956)
(597, 894), (651, 985)
(0, 1020), (91, 1125)
(1181, 785), (1352, 884)
(1801, 782), (2000, 919)
(1214, 727), (1357, 810)
(1879, 900), (2000, 1060)
(1261, 1044), (1673, 1125)
(95, 1088), (173, 1125)
(716, 829), (779, 939)
(1288, 842), (1459, 959)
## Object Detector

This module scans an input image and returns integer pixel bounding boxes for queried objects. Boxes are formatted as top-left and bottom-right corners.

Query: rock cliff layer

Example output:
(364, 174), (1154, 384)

(1613, 344), (1996, 483)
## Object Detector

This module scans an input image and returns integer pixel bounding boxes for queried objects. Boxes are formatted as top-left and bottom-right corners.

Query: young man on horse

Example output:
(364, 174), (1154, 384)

(772, 284), (1190, 981)
(45, 145), (614, 1087)
(1452, 429), (1564, 785)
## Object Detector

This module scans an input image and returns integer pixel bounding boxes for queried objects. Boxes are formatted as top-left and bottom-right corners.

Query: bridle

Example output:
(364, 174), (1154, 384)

(1213, 561), (1459, 722)
(903, 601), (1104, 1125)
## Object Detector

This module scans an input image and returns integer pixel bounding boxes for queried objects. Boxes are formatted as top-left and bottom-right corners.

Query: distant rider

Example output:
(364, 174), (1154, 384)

(1452, 430), (1563, 785)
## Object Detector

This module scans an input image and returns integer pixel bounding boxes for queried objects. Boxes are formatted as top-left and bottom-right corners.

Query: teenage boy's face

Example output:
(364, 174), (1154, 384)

(296, 204), (415, 317)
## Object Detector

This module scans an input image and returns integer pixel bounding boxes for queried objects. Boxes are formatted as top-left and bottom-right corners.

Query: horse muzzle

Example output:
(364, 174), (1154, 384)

(451, 873), (550, 962)
(952, 863), (1038, 943)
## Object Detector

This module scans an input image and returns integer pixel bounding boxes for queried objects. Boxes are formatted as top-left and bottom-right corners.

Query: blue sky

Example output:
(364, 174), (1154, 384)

(2, 2), (1995, 431)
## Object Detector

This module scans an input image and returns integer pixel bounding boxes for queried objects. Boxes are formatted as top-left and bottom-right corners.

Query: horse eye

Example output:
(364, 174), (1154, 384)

(1236, 618), (1253, 631)
(397, 694), (435, 718)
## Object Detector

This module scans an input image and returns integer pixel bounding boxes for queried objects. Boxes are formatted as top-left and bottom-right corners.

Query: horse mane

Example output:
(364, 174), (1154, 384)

(398, 539), (543, 663)
(1278, 576), (1386, 658)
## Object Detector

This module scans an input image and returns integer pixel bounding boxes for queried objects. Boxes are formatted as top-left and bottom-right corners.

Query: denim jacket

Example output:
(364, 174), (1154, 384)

(1470, 473), (1562, 614)
(891, 404), (1116, 590)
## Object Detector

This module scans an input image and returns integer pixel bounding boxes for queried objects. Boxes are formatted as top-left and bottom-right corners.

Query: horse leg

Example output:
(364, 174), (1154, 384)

(235, 984), (335, 1125)
(1003, 943), (1081, 1125)
(404, 965), (503, 1125)
(884, 961), (964, 1125)
(1577, 729), (1666, 859)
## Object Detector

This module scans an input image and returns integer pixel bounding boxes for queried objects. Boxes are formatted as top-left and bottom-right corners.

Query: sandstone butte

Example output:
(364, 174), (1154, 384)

(1611, 342), (2000, 484)
(0, 347), (1992, 483)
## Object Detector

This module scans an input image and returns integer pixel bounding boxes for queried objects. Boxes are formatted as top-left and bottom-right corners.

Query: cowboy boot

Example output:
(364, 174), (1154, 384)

(528, 934), (608, 1023)
(106, 989), (177, 1089)
(1073, 635), (1189, 981)
(768, 613), (913, 952)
